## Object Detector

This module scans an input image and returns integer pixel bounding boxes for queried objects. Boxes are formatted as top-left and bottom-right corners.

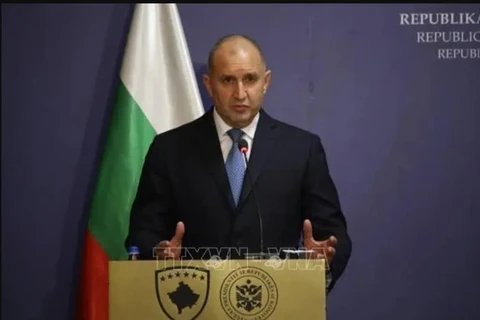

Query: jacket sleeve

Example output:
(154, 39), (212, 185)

(125, 136), (176, 259)
(301, 134), (352, 292)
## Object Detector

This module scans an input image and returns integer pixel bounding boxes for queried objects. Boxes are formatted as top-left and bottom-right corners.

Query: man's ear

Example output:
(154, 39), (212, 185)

(263, 69), (272, 93)
(202, 74), (213, 97)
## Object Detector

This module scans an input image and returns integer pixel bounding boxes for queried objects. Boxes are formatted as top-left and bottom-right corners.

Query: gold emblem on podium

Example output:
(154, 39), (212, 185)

(220, 266), (278, 320)
(155, 266), (210, 319)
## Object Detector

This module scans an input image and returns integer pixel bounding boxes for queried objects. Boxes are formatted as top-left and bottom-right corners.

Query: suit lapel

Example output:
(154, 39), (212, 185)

(195, 108), (236, 210)
(237, 110), (278, 209)
(195, 108), (279, 212)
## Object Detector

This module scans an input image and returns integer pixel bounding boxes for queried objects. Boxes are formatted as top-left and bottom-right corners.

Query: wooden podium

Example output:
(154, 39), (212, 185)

(109, 258), (326, 319)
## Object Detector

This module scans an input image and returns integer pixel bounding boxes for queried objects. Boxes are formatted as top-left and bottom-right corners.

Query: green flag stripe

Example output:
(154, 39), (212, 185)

(88, 81), (155, 260)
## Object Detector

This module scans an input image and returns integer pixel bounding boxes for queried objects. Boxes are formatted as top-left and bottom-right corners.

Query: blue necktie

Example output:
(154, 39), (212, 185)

(225, 128), (246, 207)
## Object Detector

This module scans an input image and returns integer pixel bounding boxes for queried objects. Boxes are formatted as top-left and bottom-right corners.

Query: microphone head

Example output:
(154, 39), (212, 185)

(238, 139), (249, 154)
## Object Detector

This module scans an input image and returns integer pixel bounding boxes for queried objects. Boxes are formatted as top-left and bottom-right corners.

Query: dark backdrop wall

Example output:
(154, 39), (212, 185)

(2, 3), (479, 320)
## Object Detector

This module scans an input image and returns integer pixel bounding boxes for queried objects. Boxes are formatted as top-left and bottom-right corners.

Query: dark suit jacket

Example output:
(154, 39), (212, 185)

(125, 107), (352, 290)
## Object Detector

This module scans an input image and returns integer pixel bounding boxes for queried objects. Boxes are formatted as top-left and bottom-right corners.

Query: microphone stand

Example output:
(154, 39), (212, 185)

(238, 139), (271, 260)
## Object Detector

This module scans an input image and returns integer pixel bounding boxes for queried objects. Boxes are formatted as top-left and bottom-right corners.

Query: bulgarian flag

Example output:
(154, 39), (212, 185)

(76, 4), (204, 319)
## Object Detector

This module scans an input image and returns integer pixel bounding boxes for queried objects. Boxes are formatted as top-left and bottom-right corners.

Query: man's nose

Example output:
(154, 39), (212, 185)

(234, 82), (247, 100)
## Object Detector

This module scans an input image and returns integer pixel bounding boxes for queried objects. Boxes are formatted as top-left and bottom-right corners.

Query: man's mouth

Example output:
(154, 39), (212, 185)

(233, 104), (249, 110)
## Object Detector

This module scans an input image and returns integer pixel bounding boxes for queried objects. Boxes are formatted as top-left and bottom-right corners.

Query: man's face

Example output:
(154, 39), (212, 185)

(203, 39), (271, 128)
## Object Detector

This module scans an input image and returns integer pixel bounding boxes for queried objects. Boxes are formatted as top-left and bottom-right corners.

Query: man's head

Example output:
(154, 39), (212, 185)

(202, 34), (271, 128)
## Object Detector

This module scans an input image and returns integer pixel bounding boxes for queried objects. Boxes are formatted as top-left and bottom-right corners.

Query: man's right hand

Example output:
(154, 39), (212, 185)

(154, 221), (184, 259)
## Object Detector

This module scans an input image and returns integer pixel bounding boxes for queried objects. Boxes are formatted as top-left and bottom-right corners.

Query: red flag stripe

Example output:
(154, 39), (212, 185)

(76, 230), (109, 320)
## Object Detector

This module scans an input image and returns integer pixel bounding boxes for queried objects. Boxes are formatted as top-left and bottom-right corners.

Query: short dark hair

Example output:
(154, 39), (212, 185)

(207, 34), (266, 73)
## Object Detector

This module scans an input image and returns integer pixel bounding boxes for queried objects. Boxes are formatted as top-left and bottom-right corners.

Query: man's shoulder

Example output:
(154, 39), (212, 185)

(152, 113), (206, 144)
(267, 112), (320, 142)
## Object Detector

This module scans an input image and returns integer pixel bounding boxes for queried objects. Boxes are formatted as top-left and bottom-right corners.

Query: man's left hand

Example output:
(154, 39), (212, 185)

(303, 219), (337, 264)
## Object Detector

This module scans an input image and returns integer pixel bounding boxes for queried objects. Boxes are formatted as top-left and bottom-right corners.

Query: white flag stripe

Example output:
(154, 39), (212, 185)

(120, 4), (204, 134)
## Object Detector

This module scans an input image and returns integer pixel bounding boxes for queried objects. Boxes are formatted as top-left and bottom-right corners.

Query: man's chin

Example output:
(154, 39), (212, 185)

(230, 114), (254, 127)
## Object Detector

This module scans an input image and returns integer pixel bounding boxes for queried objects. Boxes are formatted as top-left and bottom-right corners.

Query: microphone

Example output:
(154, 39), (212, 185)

(237, 139), (269, 260)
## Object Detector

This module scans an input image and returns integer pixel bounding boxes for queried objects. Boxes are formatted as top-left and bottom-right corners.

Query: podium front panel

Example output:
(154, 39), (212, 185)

(109, 259), (326, 320)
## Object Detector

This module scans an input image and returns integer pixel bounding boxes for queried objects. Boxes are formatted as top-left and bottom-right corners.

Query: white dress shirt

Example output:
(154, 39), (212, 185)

(212, 107), (259, 163)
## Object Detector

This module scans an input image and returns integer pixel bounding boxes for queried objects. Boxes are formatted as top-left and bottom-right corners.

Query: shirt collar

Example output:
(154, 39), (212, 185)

(213, 106), (259, 141)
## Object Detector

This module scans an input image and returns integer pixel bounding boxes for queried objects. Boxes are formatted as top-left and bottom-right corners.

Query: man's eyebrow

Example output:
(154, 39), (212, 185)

(219, 72), (259, 77)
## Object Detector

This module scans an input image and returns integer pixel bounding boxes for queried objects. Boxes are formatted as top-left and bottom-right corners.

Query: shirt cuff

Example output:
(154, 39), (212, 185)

(325, 269), (332, 292)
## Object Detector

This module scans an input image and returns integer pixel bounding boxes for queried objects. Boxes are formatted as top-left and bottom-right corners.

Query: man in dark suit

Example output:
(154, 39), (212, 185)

(125, 34), (352, 291)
